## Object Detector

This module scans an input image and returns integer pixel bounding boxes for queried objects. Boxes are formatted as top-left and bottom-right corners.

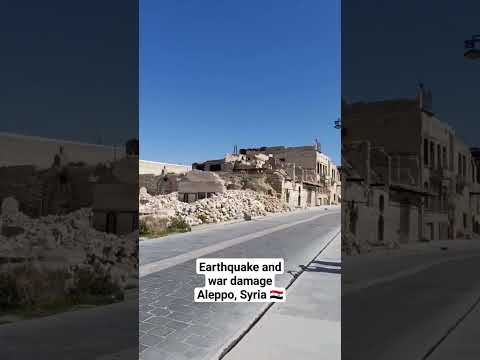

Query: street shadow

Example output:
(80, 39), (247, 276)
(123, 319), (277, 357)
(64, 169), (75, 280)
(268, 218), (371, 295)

(311, 260), (341, 267)
(300, 260), (342, 274)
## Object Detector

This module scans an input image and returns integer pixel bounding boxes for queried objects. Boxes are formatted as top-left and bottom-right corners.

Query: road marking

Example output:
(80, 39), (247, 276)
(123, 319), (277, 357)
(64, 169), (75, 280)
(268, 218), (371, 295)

(140, 211), (340, 277)
(343, 254), (480, 295)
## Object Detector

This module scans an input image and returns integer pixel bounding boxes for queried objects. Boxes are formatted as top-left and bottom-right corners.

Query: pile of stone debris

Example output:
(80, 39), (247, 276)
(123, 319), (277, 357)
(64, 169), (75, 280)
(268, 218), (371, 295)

(0, 197), (137, 309)
(139, 187), (289, 226)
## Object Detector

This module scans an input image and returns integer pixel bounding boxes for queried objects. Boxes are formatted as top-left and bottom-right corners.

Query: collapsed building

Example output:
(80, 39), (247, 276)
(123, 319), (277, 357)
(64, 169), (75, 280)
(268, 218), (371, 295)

(342, 85), (480, 253)
(192, 145), (341, 208)
(177, 170), (226, 202)
(0, 137), (139, 235)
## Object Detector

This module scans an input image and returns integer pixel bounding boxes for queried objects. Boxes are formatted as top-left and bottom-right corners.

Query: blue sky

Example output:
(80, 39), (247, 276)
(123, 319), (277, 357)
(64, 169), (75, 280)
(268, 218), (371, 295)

(140, 0), (340, 165)
(0, 1), (137, 145)
(343, 0), (480, 147)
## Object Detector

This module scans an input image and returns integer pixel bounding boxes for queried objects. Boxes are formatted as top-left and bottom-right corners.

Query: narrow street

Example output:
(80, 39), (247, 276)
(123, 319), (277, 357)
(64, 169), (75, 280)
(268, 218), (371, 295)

(139, 207), (340, 360)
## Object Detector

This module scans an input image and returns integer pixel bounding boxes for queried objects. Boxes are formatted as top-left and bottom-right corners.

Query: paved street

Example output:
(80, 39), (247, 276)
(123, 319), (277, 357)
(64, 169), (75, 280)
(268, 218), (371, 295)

(0, 298), (139, 360)
(139, 207), (340, 360)
(342, 241), (480, 360)
(223, 232), (341, 360)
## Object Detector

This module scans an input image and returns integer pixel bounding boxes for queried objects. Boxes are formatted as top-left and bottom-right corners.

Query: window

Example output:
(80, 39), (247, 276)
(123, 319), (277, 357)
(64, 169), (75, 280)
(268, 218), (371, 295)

(424, 182), (429, 209)
(458, 154), (462, 175)
(472, 160), (476, 182)
(424, 139), (429, 166)
(464, 213), (468, 228)
(106, 212), (116, 234)
(442, 146), (447, 168)
(430, 141), (435, 168)
(209, 164), (222, 171)
(437, 144), (441, 169)
(379, 195), (385, 212)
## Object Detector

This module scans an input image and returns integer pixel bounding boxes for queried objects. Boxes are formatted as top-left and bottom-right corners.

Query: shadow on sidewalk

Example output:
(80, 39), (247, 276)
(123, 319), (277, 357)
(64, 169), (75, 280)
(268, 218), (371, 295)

(300, 260), (342, 274)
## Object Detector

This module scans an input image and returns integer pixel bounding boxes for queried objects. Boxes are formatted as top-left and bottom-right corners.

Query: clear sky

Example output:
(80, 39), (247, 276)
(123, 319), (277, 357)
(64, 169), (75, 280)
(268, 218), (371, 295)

(140, 0), (341, 165)
(0, 1), (137, 146)
(343, 0), (480, 147)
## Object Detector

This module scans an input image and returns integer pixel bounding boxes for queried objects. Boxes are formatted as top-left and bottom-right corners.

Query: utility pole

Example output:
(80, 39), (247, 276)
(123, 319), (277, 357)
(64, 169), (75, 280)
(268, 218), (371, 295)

(464, 34), (480, 60)
(334, 118), (341, 129)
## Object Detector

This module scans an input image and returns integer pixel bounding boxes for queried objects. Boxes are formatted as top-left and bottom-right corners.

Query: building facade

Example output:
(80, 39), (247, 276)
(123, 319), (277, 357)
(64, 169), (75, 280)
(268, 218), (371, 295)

(193, 145), (341, 207)
(342, 86), (480, 253)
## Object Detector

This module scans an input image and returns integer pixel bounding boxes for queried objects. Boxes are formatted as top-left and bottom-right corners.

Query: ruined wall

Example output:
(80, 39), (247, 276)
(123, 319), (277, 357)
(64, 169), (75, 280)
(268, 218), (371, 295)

(139, 174), (159, 194)
(139, 173), (179, 195)
(247, 146), (318, 171)
(343, 99), (422, 155)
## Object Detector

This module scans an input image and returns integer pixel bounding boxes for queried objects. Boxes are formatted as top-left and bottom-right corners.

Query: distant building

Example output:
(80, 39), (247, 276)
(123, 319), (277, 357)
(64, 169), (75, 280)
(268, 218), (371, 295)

(342, 85), (480, 253)
(92, 183), (138, 234)
(0, 132), (122, 169)
(192, 144), (341, 207)
(139, 160), (190, 175)
(177, 170), (226, 203)
(92, 140), (139, 235)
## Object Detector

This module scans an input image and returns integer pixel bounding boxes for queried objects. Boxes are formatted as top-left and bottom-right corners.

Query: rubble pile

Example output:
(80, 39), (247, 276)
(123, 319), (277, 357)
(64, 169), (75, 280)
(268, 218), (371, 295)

(0, 197), (137, 309)
(139, 188), (289, 226)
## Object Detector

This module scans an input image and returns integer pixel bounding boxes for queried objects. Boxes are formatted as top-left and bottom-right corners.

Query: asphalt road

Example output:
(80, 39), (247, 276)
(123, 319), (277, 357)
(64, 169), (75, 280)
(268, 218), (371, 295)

(342, 242), (480, 360)
(139, 207), (340, 360)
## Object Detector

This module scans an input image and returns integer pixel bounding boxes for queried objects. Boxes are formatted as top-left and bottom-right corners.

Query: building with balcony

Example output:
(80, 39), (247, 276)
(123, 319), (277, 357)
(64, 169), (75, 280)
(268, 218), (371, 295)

(192, 144), (341, 208)
(342, 85), (479, 252)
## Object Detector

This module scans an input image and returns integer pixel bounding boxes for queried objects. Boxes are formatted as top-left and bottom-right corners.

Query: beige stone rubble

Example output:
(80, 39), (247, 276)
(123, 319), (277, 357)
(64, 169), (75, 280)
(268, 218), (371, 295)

(139, 188), (289, 226)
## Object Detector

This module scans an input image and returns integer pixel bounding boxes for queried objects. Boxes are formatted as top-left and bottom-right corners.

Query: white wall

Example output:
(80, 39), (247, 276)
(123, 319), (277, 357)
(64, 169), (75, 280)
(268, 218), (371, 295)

(140, 160), (191, 175)
(0, 132), (122, 169)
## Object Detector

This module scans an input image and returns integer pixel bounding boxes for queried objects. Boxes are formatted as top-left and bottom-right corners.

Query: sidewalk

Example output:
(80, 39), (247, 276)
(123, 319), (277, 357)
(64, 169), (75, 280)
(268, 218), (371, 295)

(429, 296), (480, 360)
(222, 234), (341, 360)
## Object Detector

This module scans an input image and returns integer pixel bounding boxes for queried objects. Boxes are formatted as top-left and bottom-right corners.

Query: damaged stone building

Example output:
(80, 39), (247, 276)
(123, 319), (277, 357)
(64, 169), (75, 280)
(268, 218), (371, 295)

(0, 135), (139, 235)
(342, 85), (480, 252)
(192, 144), (341, 208)
(177, 170), (226, 203)
(139, 160), (190, 195)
